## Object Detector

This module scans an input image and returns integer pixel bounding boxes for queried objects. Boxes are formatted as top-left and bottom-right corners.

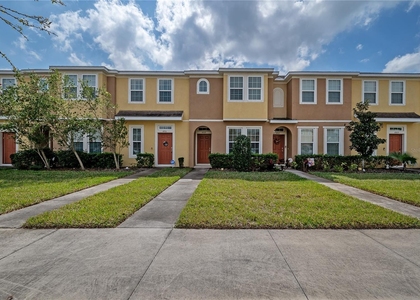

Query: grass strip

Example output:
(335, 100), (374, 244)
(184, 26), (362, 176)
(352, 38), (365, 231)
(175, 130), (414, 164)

(0, 169), (132, 215)
(176, 171), (420, 229)
(312, 172), (420, 207)
(24, 168), (191, 228)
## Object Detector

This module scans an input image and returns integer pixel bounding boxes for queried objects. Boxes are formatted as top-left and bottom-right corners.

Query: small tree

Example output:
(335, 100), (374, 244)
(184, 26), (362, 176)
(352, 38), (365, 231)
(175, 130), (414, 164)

(389, 152), (417, 170)
(0, 72), (54, 169)
(232, 135), (252, 172)
(345, 102), (386, 169)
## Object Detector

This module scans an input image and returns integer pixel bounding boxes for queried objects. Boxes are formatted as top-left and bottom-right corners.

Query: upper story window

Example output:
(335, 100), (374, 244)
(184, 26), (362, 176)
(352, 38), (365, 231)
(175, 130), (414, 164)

(300, 79), (316, 104)
(63, 74), (97, 99)
(129, 78), (144, 103)
(38, 78), (48, 92)
(327, 79), (342, 104)
(1, 78), (16, 91)
(363, 80), (377, 105)
(197, 78), (209, 94)
(390, 81), (405, 105)
(158, 79), (173, 103)
(228, 75), (263, 101)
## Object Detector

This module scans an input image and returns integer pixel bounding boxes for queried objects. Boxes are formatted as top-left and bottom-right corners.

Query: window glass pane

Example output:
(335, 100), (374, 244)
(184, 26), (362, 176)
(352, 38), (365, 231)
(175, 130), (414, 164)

(327, 143), (339, 155)
(302, 80), (314, 90)
(199, 80), (207, 92)
(159, 79), (171, 90)
(228, 128), (242, 153)
(301, 129), (313, 143)
(302, 91), (314, 103)
(391, 82), (403, 93)
(132, 128), (142, 155)
(2, 78), (15, 89)
(327, 129), (339, 142)
(248, 89), (261, 100)
(364, 93), (376, 104)
(230, 77), (243, 88)
(248, 77), (261, 88)
(82, 75), (96, 87)
(131, 91), (143, 102)
(74, 142), (84, 152)
(328, 92), (340, 103)
(301, 143), (313, 155)
(131, 79), (143, 90)
(65, 75), (78, 98)
(391, 93), (403, 104)
(159, 91), (172, 102)
(230, 89), (243, 100)
(89, 142), (102, 153)
(328, 80), (340, 91)
(364, 81), (376, 92)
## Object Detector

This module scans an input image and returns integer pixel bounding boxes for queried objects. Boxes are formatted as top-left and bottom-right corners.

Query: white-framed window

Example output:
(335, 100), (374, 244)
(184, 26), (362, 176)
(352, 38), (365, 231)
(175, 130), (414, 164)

(63, 74), (97, 99)
(300, 79), (316, 104)
(1, 78), (16, 90)
(226, 126), (262, 154)
(326, 79), (342, 104)
(390, 81), (405, 105)
(298, 127), (318, 155)
(158, 79), (173, 103)
(228, 75), (264, 101)
(71, 130), (102, 153)
(324, 127), (344, 156)
(129, 125), (144, 158)
(129, 78), (144, 103)
(363, 80), (377, 104)
(197, 78), (209, 94)
(38, 78), (48, 92)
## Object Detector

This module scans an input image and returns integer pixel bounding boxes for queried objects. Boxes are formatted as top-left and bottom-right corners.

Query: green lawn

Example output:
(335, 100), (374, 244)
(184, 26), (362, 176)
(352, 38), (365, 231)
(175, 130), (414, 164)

(312, 172), (420, 207)
(176, 171), (420, 229)
(24, 168), (191, 228)
(0, 169), (133, 215)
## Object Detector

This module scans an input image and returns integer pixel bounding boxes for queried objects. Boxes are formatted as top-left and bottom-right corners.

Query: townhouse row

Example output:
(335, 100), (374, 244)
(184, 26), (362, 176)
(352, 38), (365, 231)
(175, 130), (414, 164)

(1, 67), (420, 167)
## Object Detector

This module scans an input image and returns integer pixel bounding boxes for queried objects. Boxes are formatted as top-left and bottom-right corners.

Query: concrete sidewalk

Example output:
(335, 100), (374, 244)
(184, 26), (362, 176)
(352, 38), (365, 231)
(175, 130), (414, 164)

(0, 168), (158, 228)
(287, 169), (420, 219)
(1, 228), (420, 300)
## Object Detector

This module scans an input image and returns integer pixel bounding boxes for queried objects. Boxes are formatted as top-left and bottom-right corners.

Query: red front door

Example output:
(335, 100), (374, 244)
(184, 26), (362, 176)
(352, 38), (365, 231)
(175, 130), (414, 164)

(158, 133), (173, 164)
(2, 133), (16, 164)
(389, 134), (403, 153)
(273, 135), (285, 163)
(197, 134), (211, 164)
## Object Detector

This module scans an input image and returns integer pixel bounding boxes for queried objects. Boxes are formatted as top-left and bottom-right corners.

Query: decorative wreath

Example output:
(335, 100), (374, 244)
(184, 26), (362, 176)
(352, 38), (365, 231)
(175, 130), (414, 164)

(274, 139), (280, 145)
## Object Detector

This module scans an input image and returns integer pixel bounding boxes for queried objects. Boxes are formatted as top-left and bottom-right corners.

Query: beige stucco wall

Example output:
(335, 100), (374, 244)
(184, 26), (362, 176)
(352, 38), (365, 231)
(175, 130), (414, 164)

(115, 77), (190, 119)
(222, 74), (268, 120)
(269, 81), (288, 119)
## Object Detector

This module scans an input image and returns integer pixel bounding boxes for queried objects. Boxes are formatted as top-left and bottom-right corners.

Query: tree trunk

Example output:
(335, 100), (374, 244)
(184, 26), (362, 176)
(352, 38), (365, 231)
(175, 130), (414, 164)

(36, 149), (50, 169)
(113, 152), (120, 170)
(72, 149), (85, 170)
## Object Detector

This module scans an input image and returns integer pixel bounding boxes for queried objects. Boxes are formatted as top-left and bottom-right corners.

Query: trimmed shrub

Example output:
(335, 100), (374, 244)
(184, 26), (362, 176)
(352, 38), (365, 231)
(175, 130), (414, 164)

(232, 135), (252, 172)
(251, 153), (278, 171)
(209, 153), (233, 169)
(294, 154), (398, 171)
(11, 148), (56, 170)
(136, 153), (154, 168)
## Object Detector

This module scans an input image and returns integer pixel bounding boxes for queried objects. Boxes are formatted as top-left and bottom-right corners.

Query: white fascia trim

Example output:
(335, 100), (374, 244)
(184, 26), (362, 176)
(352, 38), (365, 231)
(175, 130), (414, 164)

(376, 118), (420, 123)
(223, 118), (268, 121)
(359, 73), (420, 78)
(270, 119), (298, 124)
(189, 119), (223, 122)
(115, 116), (183, 121)
(297, 120), (351, 123)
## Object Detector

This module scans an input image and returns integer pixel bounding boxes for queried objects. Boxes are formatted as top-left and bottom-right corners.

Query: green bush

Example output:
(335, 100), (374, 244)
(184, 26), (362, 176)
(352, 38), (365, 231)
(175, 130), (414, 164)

(251, 153), (278, 171)
(90, 153), (122, 169)
(208, 153), (233, 169)
(11, 148), (56, 170)
(55, 150), (121, 169)
(232, 135), (252, 172)
(136, 153), (154, 168)
(294, 154), (398, 171)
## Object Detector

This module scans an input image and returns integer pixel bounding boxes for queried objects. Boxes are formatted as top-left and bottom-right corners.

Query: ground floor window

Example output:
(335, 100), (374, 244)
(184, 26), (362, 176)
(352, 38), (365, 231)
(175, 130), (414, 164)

(227, 126), (261, 154)
(129, 125), (144, 158)
(72, 131), (102, 153)
(298, 127), (318, 155)
(324, 127), (344, 155)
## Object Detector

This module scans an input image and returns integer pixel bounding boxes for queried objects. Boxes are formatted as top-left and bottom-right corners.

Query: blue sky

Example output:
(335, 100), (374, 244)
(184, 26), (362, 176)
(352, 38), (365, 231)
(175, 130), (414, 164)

(1, 0), (420, 73)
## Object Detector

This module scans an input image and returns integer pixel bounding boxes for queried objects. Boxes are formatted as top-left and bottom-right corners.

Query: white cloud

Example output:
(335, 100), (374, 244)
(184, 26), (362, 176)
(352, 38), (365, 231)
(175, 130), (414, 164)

(383, 50), (420, 72)
(49, 0), (400, 71)
(360, 58), (370, 63)
(69, 53), (91, 66)
(356, 44), (363, 51)
(13, 36), (42, 62)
